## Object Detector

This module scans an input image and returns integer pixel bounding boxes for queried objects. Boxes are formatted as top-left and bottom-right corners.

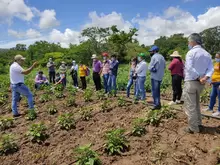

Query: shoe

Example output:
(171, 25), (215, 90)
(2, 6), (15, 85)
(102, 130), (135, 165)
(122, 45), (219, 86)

(212, 111), (220, 117)
(184, 127), (194, 134)
(176, 100), (181, 104)
(13, 114), (21, 118)
(152, 105), (161, 110)
(202, 108), (213, 112)
(168, 101), (176, 105)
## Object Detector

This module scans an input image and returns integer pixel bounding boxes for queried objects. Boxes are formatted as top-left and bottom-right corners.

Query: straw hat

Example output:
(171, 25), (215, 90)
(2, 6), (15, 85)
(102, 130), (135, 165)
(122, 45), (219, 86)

(170, 51), (181, 58)
(91, 54), (97, 59)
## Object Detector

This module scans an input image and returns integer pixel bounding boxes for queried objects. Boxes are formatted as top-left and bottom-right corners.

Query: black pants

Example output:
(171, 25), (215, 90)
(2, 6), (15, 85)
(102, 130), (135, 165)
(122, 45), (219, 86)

(93, 72), (101, 91)
(72, 75), (78, 87)
(80, 77), (87, 90)
(49, 71), (55, 84)
(172, 74), (183, 102)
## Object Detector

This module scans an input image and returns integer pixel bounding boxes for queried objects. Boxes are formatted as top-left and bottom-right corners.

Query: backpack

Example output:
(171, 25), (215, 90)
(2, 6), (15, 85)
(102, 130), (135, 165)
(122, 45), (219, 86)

(85, 67), (90, 76)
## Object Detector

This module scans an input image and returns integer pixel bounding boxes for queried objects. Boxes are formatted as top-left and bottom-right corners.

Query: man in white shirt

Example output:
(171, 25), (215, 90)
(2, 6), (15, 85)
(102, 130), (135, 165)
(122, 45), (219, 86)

(184, 33), (214, 133)
(135, 53), (148, 101)
(70, 60), (79, 88)
(10, 55), (38, 117)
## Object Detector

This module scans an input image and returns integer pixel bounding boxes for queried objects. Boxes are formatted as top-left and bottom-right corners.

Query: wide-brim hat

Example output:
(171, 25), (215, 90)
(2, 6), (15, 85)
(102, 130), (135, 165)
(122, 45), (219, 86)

(61, 61), (66, 64)
(91, 54), (97, 59)
(170, 51), (181, 57)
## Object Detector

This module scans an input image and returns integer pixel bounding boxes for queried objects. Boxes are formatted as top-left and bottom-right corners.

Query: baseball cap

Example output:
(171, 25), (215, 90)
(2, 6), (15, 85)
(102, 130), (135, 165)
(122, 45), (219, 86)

(14, 54), (26, 61)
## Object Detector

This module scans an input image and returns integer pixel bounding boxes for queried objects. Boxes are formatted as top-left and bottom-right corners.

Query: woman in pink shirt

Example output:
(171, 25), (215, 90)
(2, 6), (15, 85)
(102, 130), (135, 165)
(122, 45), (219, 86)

(101, 52), (111, 93)
(168, 51), (184, 105)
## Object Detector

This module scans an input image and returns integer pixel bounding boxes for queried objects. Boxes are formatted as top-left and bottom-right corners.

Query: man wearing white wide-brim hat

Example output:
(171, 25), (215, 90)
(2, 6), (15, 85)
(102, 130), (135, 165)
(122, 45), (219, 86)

(92, 54), (102, 91)
(183, 33), (214, 134)
(70, 60), (79, 88)
(10, 55), (38, 118)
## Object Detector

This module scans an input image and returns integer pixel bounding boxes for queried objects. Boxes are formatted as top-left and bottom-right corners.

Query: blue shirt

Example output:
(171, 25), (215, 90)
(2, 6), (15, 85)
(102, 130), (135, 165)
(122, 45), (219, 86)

(184, 45), (214, 81)
(110, 60), (119, 76)
(136, 60), (147, 77)
(148, 53), (166, 81)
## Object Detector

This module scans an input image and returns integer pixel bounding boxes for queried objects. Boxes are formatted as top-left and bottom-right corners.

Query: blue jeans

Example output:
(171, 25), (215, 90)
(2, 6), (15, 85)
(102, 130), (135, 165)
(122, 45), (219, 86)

(136, 76), (146, 100)
(103, 74), (109, 93)
(151, 79), (161, 107)
(209, 82), (220, 112)
(11, 83), (34, 115)
(108, 74), (117, 94)
(127, 78), (137, 97)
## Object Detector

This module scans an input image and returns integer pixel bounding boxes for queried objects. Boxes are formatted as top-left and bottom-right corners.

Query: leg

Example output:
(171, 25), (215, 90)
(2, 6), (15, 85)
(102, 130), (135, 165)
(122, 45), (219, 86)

(196, 84), (204, 126)
(84, 77), (87, 89)
(112, 75), (117, 95)
(139, 77), (146, 100)
(97, 74), (101, 90)
(135, 77), (140, 99)
(126, 79), (133, 97)
(217, 84), (220, 112)
(49, 72), (52, 83)
(209, 84), (217, 110)
(93, 73), (99, 91)
(11, 85), (20, 115)
(103, 74), (109, 93)
(177, 76), (183, 101)
(151, 79), (156, 105)
(172, 75), (177, 102)
(52, 72), (56, 84)
(154, 80), (161, 106)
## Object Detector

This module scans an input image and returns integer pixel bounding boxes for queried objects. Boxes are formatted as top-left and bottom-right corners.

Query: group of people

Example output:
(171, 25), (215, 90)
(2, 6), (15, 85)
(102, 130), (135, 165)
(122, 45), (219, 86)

(9, 32), (220, 134)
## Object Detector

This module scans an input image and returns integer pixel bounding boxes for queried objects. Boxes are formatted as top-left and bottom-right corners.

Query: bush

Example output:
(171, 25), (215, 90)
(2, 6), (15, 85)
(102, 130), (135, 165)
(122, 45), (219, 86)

(0, 134), (18, 155)
(25, 110), (37, 121)
(47, 104), (58, 115)
(27, 123), (48, 143)
(0, 118), (14, 131)
(131, 118), (147, 137)
(58, 113), (76, 130)
(84, 88), (93, 102)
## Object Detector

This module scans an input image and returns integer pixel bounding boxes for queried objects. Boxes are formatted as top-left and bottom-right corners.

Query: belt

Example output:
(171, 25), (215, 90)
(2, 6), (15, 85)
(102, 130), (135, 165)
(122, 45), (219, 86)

(12, 82), (24, 86)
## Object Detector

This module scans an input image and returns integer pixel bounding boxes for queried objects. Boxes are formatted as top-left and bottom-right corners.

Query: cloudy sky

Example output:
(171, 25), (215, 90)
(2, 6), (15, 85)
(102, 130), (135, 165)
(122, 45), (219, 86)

(0, 0), (220, 48)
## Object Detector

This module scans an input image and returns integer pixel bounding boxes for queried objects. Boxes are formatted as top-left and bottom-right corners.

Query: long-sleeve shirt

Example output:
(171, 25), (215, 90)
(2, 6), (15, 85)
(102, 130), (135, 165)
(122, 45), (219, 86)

(79, 65), (87, 77)
(211, 62), (220, 83)
(35, 75), (48, 84)
(168, 58), (184, 77)
(47, 62), (55, 72)
(148, 53), (166, 81)
(184, 45), (214, 81)
(93, 60), (102, 73)
(102, 60), (111, 75)
(109, 60), (119, 76)
(136, 60), (147, 77)
(59, 65), (67, 74)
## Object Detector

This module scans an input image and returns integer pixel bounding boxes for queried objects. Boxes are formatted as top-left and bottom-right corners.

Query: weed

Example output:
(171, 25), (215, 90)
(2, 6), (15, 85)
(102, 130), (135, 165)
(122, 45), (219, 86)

(65, 96), (76, 107)
(74, 144), (101, 165)
(84, 88), (93, 102)
(117, 96), (126, 107)
(0, 134), (18, 155)
(58, 113), (75, 130)
(47, 104), (58, 115)
(27, 123), (48, 143)
(104, 129), (129, 155)
(0, 118), (14, 131)
(131, 118), (147, 137)
(80, 107), (93, 121)
(26, 110), (37, 121)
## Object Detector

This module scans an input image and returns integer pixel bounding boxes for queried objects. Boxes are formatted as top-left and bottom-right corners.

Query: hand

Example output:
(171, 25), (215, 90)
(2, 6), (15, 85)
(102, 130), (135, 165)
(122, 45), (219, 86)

(32, 62), (38, 68)
(199, 77), (207, 85)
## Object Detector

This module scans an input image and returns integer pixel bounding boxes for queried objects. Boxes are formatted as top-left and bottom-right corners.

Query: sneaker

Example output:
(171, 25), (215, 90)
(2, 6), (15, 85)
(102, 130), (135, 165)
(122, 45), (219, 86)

(176, 100), (181, 104)
(203, 108), (213, 112)
(13, 114), (21, 118)
(168, 101), (176, 105)
(152, 105), (161, 110)
(212, 111), (220, 117)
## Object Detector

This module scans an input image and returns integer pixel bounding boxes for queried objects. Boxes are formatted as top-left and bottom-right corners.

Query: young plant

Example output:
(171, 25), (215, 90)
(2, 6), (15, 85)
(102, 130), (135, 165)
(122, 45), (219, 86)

(39, 93), (51, 103)
(55, 91), (65, 98)
(145, 110), (161, 127)
(26, 110), (37, 121)
(104, 129), (129, 155)
(131, 118), (147, 137)
(0, 134), (18, 155)
(74, 144), (101, 165)
(0, 118), (14, 131)
(84, 88), (93, 102)
(65, 96), (76, 107)
(96, 90), (105, 100)
(117, 96), (126, 107)
(47, 104), (58, 115)
(66, 85), (78, 95)
(80, 107), (93, 121)
(101, 100), (111, 112)
(160, 105), (176, 119)
(27, 123), (48, 143)
(54, 84), (64, 91)
(58, 113), (75, 130)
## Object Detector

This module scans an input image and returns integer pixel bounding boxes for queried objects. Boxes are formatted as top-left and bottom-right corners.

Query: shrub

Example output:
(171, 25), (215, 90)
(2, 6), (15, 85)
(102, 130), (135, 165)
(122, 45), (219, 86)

(47, 104), (58, 115)
(65, 96), (76, 107)
(66, 85), (78, 95)
(58, 113), (75, 130)
(84, 89), (93, 102)
(104, 129), (129, 155)
(101, 100), (111, 112)
(74, 144), (101, 165)
(39, 93), (51, 103)
(27, 123), (48, 143)
(55, 91), (65, 98)
(80, 107), (93, 121)
(0, 118), (14, 131)
(117, 96), (126, 107)
(0, 134), (18, 155)
(96, 90), (105, 100)
(25, 110), (37, 121)
(131, 118), (147, 137)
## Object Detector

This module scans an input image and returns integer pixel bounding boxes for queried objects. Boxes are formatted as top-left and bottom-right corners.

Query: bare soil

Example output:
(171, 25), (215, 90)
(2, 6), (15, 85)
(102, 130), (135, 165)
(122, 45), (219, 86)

(1, 89), (220, 165)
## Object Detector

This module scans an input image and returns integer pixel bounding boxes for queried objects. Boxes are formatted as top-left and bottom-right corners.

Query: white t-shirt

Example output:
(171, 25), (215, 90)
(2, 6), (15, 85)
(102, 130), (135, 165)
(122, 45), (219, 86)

(10, 62), (24, 84)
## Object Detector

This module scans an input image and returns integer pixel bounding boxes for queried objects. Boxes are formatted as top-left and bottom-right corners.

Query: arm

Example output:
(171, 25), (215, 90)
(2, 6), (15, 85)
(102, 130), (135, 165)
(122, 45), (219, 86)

(35, 76), (41, 83)
(185, 52), (200, 80)
(204, 57), (214, 80)
(22, 62), (38, 75)
(136, 63), (144, 74)
(148, 57), (157, 72)
(168, 60), (175, 71)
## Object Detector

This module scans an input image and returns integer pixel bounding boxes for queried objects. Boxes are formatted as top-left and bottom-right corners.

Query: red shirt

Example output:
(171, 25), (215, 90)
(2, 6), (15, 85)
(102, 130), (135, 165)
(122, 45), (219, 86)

(168, 58), (184, 77)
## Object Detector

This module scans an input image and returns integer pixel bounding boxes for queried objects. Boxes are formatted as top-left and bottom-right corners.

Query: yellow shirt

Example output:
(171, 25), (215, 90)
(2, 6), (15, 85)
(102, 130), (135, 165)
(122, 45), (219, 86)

(79, 65), (87, 77)
(211, 62), (220, 82)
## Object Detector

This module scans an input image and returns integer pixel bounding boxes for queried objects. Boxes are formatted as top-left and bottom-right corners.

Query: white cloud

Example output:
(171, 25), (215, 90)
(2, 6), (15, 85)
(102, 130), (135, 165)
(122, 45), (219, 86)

(39, 9), (60, 29)
(0, 0), (34, 24)
(8, 29), (41, 39)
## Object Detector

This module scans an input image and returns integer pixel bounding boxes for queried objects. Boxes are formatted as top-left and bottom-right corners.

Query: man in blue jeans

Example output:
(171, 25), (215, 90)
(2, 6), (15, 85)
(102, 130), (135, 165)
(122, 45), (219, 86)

(135, 53), (148, 101)
(149, 46), (166, 110)
(10, 55), (38, 117)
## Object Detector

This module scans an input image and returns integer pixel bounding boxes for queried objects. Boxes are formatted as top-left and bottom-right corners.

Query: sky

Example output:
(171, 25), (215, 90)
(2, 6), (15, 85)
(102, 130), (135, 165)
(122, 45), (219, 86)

(0, 0), (220, 48)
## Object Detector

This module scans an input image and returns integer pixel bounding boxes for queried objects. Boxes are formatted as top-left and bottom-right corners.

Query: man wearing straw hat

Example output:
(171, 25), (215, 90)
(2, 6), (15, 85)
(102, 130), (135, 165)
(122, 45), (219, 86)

(92, 54), (102, 91)
(168, 51), (184, 106)
(183, 33), (213, 133)
(59, 61), (67, 86)
(10, 55), (38, 117)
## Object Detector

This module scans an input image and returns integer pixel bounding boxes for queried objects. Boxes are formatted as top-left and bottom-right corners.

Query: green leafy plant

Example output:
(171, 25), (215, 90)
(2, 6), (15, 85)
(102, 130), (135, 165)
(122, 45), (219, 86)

(101, 100), (111, 112)
(66, 85), (78, 95)
(104, 129), (129, 155)
(0, 118), (14, 131)
(0, 134), (18, 155)
(131, 118), (147, 137)
(58, 113), (75, 130)
(54, 84), (64, 91)
(74, 144), (101, 165)
(65, 96), (76, 107)
(96, 90), (105, 100)
(55, 91), (65, 98)
(27, 123), (48, 143)
(160, 105), (176, 119)
(84, 88), (93, 102)
(200, 89), (210, 103)
(47, 104), (58, 115)
(39, 93), (51, 103)
(80, 107), (93, 121)
(117, 96), (126, 107)
(25, 110), (37, 121)
(145, 110), (161, 127)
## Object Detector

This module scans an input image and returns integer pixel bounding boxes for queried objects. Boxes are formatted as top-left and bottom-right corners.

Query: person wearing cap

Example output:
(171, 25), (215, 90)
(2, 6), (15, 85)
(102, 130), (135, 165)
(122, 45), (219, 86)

(92, 54), (102, 91)
(101, 52), (111, 93)
(135, 53), (148, 101)
(183, 33), (214, 133)
(34, 71), (49, 89)
(10, 54), (38, 117)
(59, 61), (67, 87)
(108, 54), (119, 96)
(47, 58), (56, 84)
(148, 45), (166, 110)
(70, 60), (79, 88)
(168, 51), (184, 105)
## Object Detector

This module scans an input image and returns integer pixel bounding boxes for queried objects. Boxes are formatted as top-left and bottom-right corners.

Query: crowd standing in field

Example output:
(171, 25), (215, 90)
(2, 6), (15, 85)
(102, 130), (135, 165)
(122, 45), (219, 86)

(9, 33), (220, 134)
